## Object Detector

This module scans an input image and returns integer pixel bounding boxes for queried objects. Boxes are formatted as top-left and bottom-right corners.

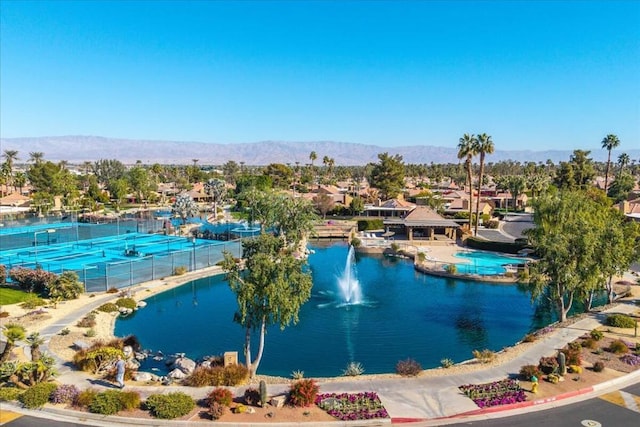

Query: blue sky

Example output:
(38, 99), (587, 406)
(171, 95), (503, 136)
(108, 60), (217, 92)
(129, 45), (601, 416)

(1, 0), (638, 151)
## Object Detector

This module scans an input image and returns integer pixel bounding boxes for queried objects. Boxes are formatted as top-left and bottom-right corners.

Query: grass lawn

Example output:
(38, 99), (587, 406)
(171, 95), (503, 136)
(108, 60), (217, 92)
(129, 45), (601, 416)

(0, 286), (31, 306)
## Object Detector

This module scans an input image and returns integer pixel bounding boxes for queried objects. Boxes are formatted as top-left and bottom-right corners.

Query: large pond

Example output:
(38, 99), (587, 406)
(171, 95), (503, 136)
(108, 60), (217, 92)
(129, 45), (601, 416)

(116, 242), (551, 377)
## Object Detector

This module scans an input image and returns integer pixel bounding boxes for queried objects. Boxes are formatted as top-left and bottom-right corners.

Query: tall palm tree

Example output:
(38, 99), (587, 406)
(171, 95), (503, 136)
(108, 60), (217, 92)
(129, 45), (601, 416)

(28, 151), (44, 164)
(457, 134), (478, 234)
(617, 152), (630, 177)
(474, 133), (494, 235)
(2, 150), (19, 190)
(601, 134), (620, 191)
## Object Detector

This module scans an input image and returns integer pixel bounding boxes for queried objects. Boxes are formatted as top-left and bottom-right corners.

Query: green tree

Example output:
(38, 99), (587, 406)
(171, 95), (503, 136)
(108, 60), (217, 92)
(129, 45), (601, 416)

(204, 178), (227, 220)
(457, 134), (478, 231)
(48, 271), (84, 300)
(607, 172), (636, 203)
(107, 178), (129, 211)
(474, 133), (494, 235)
(93, 159), (127, 186)
(526, 190), (608, 322)
(350, 196), (365, 216)
(368, 152), (405, 200)
(313, 194), (334, 219)
(601, 134), (620, 192)
(127, 166), (154, 203)
(1, 149), (19, 190)
(263, 163), (293, 189)
(221, 233), (313, 378)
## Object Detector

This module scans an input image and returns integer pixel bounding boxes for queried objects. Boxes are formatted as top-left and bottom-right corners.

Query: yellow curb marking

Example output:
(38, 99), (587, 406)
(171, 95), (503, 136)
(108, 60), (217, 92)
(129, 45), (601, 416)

(599, 391), (640, 413)
(0, 410), (23, 425)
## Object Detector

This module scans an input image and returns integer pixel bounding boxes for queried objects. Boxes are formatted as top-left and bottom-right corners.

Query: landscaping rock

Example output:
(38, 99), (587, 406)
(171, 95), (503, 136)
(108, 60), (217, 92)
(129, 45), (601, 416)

(270, 395), (286, 408)
(167, 368), (188, 380)
(132, 371), (156, 382)
(73, 340), (90, 350)
(173, 356), (196, 374)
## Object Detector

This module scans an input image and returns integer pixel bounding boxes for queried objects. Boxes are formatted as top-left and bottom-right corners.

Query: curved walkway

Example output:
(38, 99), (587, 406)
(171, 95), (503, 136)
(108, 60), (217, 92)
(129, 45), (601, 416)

(4, 272), (640, 426)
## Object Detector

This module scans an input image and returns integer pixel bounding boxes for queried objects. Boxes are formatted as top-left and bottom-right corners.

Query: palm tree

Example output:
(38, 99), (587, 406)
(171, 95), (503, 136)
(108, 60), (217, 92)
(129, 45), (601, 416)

(309, 151), (317, 186)
(617, 152), (630, 177)
(2, 149), (19, 190)
(26, 332), (45, 362)
(457, 134), (478, 234)
(28, 151), (44, 164)
(474, 133), (494, 236)
(601, 134), (620, 192)
(0, 323), (26, 363)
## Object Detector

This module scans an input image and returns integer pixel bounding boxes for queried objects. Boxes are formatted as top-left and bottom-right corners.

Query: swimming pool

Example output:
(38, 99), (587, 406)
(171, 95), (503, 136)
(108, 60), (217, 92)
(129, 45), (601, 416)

(453, 251), (525, 275)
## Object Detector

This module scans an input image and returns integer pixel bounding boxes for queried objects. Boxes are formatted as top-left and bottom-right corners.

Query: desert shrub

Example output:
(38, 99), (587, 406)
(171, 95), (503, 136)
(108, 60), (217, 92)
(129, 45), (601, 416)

(519, 364), (542, 381)
(343, 361), (365, 376)
(20, 295), (47, 309)
(206, 387), (233, 407)
(568, 365), (582, 374)
(592, 361), (605, 372)
(522, 333), (536, 343)
(74, 388), (98, 408)
(440, 358), (454, 368)
(605, 314), (636, 329)
(395, 358), (422, 376)
(9, 267), (57, 294)
(609, 339), (630, 354)
(47, 271), (83, 300)
(590, 329), (604, 341)
(115, 297), (137, 309)
(244, 387), (260, 406)
(208, 401), (226, 420)
(106, 287), (119, 294)
(568, 341), (582, 351)
(561, 348), (582, 366)
(59, 328), (70, 336)
(538, 356), (559, 374)
(145, 392), (195, 419)
(223, 363), (249, 385)
(77, 313), (96, 328)
(89, 390), (124, 415)
(582, 338), (598, 349)
(621, 354), (640, 367)
(0, 311), (9, 318)
(444, 264), (458, 274)
(472, 349), (495, 364)
(85, 328), (96, 338)
(174, 266), (188, 276)
(73, 345), (123, 374)
(288, 379), (319, 407)
(18, 382), (58, 409)
(0, 387), (23, 401)
(183, 366), (223, 387)
(484, 220), (499, 229)
(119, 390), (141, 410)
(50, 384), (79, 405)
(97, 302), (119, 313)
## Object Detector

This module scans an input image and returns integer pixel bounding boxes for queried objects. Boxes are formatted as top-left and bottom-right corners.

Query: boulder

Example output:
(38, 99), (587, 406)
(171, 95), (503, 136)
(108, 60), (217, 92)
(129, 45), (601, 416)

(167, 368), (188, 380)
(174, 357), (196, 375)
(123, 345), (134, 359)
(73, 340), (90, 350)
(132, 371), (156, 382)
(136, 301), (147, 308)
(270, 395), (286, 409)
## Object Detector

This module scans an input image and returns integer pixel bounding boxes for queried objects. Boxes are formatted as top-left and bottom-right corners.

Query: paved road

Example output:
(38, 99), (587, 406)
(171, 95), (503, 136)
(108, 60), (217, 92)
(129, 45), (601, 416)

(443, 382), (640, 427)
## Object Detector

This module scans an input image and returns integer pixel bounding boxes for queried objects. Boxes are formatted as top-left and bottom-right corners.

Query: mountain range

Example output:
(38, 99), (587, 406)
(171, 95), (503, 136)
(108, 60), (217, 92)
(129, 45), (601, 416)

(1, 136), (636, 166)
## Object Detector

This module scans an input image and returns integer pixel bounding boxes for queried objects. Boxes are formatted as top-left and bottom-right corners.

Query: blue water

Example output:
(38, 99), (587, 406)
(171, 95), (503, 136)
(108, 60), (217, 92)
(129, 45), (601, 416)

(453, 251), (525, 275)
(116, 243), (547, 377)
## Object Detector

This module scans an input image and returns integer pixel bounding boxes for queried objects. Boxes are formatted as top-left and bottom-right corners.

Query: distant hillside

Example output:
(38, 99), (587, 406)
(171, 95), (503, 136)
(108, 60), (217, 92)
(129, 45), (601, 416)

(1, 135), (636, 166)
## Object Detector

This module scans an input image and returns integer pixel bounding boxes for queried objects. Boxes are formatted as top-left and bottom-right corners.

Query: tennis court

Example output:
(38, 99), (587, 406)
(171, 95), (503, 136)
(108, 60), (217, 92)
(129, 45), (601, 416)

(0, 220), (241, 293)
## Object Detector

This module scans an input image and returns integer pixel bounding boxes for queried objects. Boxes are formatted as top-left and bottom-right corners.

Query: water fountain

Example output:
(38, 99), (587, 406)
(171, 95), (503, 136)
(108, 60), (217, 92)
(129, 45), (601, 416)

(337, 245), (362, 305)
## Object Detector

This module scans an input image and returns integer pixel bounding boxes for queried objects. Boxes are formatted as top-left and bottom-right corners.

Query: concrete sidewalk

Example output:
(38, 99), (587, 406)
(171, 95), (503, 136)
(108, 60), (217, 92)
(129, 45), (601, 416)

(7, 291), (640, 426)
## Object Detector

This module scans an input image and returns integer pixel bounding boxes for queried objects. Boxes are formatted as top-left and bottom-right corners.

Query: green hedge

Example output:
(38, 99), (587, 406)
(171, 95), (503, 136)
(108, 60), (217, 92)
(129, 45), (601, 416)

(357, 219), (384, 231)
(465, 237), (529, 255)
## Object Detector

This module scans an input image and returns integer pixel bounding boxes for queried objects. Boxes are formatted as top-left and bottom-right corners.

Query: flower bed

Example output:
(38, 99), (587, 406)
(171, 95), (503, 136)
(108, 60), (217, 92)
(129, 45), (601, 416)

(315, 392), (389, 421)
(459, 378), (527, 409)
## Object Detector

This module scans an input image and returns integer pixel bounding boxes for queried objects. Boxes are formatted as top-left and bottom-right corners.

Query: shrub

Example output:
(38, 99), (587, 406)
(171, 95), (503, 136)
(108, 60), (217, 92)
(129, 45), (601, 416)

(291, 369), (304, 380)
(223, 363), (249, 385)
(590, 329), (604, 341)
(85, 328), (96, 338)
(18, 382), (58, 409)
(59, 328), (70, 336)
(609, 339), (630, 354)
(582, 338), (598, 349)
(343, 361), (365, 376)
(89, 390), (124, 415)
(47, 271), (83, 300)
(9, 267), (57, 294)
(243, 387), (260, 406)
(395, 358), (422, 376)
(145, 392), (195, 419)
(74, 388), (98, 408)
(77, 313), (96, 328)
(592, 361), (605, 372)
(97, 302), (119, 313)
(0, 387), (23, 401)
(208, 401), (226, 420)
(605, 314), (636, 329)
(174, 266), (188, 275)
(522, 333), (536, 343)
(568, 365), (582, 374)
(568, 341), (582, 351)
(206, 387), (233, 407)
(73, 345), (123, 374)
(472, 349), (495, 364)
(444, 264), (458, 274)
(183, 366), (223, 387)
(484, 220), (499, 229)
(519, 364), (541, 381)
(115, 297), (137, 310)
(440, 358), (454, 369)
(561, 348), (582, 366)
(50, 384), (79, 405)
(120, 390), (141, 410)
(538, 356), (559, 374)
(289, 379), (319, 407)
(620, 354), (640, 367)
(0, 311), (9, 318)
(20, 295), (47, 309)
(106, 287), (119, 294)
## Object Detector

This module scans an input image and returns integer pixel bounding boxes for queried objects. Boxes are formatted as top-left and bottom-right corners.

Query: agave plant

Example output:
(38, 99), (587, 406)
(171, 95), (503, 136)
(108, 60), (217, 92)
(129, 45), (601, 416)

(342, 361), (365, 377)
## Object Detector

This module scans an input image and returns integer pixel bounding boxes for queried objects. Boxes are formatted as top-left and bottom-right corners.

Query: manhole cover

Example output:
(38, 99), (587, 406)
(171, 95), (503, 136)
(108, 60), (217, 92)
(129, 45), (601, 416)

(581, 421), (602, 427)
